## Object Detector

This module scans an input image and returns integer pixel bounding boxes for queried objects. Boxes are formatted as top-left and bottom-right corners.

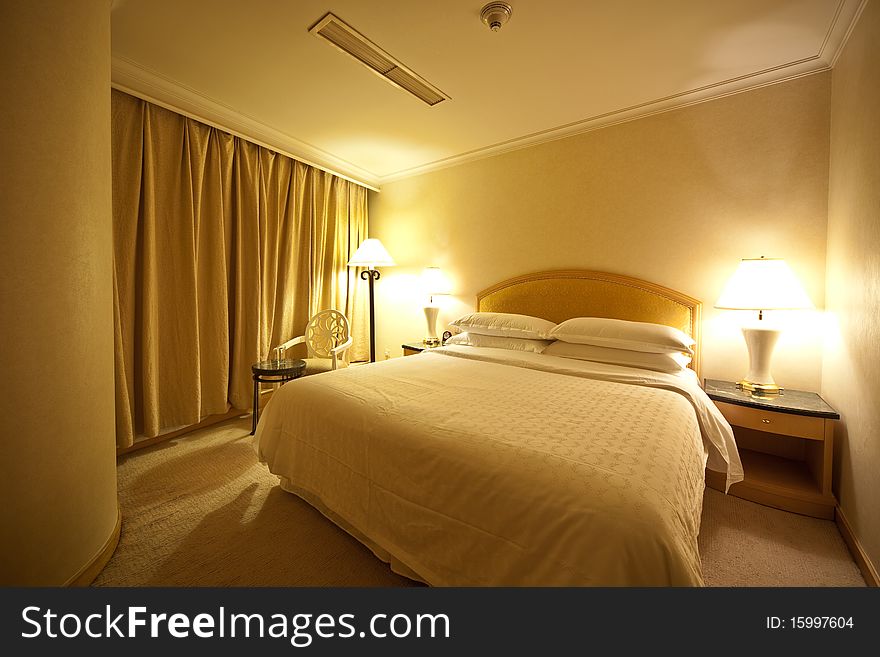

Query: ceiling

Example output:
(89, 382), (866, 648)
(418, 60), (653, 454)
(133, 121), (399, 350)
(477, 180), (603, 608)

(110, 0), (864, 188)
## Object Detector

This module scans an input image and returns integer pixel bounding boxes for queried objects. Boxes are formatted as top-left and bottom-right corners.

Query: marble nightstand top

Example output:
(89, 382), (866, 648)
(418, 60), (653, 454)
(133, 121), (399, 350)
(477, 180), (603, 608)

(704, 379), (839, 419)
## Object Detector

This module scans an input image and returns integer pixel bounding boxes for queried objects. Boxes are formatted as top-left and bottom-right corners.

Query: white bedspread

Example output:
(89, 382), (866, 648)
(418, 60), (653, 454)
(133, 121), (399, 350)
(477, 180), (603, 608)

(253, 346), (742, 586)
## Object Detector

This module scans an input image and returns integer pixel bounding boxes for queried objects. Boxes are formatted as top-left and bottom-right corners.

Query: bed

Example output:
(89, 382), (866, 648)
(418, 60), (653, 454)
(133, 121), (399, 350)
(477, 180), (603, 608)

(254, 270), (743, 586)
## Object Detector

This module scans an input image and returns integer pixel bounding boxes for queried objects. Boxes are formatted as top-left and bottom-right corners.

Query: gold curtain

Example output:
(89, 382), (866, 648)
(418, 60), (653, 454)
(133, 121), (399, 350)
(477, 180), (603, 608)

(111, 90), (368, 448)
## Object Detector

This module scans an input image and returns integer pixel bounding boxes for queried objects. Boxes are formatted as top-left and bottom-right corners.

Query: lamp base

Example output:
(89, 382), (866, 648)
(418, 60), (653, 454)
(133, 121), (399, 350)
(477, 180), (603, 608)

(737, 380), (783, 396)
(424, 305), (440, 347)
(739, 325), (783, 396)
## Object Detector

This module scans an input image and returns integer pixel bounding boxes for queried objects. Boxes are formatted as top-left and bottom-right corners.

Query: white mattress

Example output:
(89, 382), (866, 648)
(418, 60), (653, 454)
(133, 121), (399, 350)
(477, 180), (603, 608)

(253, 346), (742, 586)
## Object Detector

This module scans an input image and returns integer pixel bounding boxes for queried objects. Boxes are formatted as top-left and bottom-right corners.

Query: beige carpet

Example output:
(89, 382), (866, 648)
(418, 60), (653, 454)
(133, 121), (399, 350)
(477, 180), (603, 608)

(699, 486), (864, 586)
(94, 416), (865, 587)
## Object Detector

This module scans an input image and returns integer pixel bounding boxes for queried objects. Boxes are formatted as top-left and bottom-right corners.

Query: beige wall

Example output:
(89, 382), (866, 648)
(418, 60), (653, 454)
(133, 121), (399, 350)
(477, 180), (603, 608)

(370, 73), (831, 390)
(0, 0), (118, 584)
(822, 1), (880, 575)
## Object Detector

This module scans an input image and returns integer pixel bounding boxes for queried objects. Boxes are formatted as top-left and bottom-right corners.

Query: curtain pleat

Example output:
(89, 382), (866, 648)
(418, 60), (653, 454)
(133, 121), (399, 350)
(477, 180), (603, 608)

(111, 90), (369, 448)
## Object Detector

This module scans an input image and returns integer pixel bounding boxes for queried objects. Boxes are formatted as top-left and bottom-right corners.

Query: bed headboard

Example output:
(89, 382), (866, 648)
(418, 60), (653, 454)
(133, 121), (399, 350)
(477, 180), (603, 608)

(476, 270), (702, 378)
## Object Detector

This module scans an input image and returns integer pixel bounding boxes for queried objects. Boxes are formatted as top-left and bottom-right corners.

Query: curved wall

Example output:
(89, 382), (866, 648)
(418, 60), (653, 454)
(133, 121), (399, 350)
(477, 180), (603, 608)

(0, 0), (119, 584)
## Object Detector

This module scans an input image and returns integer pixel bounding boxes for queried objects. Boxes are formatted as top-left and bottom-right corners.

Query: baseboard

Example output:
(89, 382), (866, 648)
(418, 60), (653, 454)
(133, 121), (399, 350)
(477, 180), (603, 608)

(66, 507), (122, 587)
(117, 408), (245, 456)
(835, 506), (879, 587)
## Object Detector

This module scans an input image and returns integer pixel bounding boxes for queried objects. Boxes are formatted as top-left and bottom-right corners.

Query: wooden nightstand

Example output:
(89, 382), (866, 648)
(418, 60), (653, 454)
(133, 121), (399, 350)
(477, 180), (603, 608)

(401, 341), (443, 356)
(704, 379), (839, 519)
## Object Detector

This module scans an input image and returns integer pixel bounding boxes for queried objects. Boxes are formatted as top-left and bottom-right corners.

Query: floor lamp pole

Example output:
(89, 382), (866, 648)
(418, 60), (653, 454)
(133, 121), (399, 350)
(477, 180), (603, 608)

(361, 268), (380, 362)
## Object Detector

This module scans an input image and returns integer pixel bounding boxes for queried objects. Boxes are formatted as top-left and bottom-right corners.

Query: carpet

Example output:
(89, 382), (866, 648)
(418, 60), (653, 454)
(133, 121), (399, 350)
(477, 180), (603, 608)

(94, 416), (864, 587)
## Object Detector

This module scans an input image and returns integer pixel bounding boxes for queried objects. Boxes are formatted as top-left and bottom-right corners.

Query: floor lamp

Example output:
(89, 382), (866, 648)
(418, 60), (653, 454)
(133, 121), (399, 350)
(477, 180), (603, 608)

(348, 238), (395, 362)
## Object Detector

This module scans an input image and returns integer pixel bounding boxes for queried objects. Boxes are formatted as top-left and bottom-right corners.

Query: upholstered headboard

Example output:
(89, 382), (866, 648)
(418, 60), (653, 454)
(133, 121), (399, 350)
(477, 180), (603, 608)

(476, 270), (702, 377)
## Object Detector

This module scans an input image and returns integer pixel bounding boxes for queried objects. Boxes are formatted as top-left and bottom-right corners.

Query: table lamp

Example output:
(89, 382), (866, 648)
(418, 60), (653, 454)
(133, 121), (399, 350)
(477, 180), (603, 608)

(421, 267), (451, 346)
(715, 256), (814, 395)
(348, 238), (395, 362)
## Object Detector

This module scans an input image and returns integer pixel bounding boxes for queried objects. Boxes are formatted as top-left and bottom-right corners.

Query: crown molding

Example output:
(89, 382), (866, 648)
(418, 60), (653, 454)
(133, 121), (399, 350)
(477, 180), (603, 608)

(829, 0), (869, 67)
(110, 55), (381, 191)
(111, 0), (864, 190)
(376, 65), (831, 184)
(377, 0), (863, 184)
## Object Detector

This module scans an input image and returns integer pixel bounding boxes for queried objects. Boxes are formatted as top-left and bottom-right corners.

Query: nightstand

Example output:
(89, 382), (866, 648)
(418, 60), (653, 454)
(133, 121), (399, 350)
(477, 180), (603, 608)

(402, 341), (443, 356)
(704, 379), (839, 519)
(251, 359), (306, 435)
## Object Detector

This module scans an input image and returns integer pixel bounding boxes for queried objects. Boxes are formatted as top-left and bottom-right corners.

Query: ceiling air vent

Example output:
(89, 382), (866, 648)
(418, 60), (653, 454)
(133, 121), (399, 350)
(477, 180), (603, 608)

(309, 13), (450, 107)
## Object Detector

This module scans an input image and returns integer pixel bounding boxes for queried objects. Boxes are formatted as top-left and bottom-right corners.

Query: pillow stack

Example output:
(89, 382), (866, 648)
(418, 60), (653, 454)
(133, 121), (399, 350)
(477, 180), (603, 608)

(447, 312), (555, 353)
(545, 317), (694, 373)
(445, 312), (693, 373)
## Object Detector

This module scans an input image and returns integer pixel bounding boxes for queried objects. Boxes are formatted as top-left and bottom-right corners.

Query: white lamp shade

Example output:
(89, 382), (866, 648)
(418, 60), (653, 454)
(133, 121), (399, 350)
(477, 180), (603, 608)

(422, 266), (452, 296)
(715, 258), (814, 310)
(347, 238), (395, 268)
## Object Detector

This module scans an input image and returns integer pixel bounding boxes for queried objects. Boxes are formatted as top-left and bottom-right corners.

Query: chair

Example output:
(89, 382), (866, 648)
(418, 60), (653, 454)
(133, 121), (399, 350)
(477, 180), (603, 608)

(274, 309), (353, 376)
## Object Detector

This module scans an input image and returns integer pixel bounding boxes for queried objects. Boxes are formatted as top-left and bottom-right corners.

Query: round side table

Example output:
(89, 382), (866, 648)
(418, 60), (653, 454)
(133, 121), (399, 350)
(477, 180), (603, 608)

(251, 358), (306, 434)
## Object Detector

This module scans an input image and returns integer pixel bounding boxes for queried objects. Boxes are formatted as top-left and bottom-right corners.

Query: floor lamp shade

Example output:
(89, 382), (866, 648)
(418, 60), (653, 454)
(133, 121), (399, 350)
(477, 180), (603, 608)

(348, 239), (395, 362)
(715, 257), (813, 395)
(422, 267), (451, 345)
(348, 239), (396, 268)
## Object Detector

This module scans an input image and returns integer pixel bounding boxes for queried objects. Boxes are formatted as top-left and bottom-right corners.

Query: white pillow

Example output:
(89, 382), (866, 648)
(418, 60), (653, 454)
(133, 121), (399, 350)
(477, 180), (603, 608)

(543, 341), (692, 373)
(445, 332), (552, 353)
(449, 312), (556, 340)
(549, 317), (695, 355)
